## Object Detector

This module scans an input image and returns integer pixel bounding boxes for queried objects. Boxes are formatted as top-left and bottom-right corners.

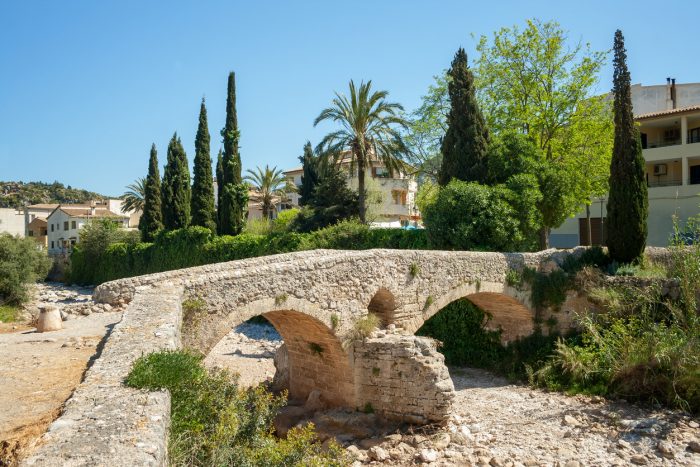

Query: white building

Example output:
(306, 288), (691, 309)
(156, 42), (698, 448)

(284, 156), (420, 225)
(0, 207), (26, 237)
(46, 203), (129, 255)
(551, 79), (700, 247)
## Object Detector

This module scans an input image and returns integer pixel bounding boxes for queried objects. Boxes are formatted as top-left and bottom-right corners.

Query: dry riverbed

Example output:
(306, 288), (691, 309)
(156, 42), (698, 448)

(210, 321), (700, 466)
(0, 283), (120, 465)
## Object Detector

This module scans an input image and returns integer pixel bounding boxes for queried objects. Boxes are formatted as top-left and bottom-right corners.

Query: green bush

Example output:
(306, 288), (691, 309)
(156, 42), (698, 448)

(69, 220), (428, 285)
(416, 298), (564, 380)
(422, 180), (524, 251)
(0, 233), (51, 305)
(126, 350), (345, 466)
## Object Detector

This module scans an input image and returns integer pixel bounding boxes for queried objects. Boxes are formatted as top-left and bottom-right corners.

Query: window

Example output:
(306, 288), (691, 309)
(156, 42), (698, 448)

(51, 241), (54, 249)
(71, 220), (76, 229)
(689, 127), (700, 144)
(64, 221), (69, 230)
(51, 224), (54, 232)
(28, 231), (34, 237)
(391, 190), (407, 205)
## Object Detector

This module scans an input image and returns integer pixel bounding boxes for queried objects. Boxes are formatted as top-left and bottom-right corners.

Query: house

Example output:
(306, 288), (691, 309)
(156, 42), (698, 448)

(0, 208), (26, 236)
(284, 155), (420, 225)
(46, 202), (129, 255)
(27, 217), (49, 247)
(550, 79), (700, 248)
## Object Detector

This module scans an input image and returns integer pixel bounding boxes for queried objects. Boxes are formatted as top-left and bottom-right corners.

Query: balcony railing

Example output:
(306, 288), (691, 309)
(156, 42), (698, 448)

(645, 139), (682, 149)
(647, 178), (682, 188)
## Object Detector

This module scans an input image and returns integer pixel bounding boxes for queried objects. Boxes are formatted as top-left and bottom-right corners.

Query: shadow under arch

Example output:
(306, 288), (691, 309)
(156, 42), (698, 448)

(183, 297), (355, 408)
(367, 287), (397, 327)
(413, 281), (535, 343)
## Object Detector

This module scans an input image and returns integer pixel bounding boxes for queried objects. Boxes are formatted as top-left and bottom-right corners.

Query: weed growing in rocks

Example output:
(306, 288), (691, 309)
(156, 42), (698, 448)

(126, 350), (346, 466)
(344, 313), (380, 347)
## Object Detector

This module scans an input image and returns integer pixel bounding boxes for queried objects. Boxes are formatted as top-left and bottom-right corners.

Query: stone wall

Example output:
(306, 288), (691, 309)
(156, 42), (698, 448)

(353, 332), (454, 424)
(23, 284), (182, 466)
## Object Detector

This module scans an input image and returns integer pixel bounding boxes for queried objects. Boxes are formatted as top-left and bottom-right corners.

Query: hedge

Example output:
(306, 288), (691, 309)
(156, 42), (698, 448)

(69, 221), (428, 285)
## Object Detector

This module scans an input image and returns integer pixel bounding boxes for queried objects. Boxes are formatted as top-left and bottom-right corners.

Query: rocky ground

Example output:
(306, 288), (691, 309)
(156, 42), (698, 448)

(0, 282), (121, 465)
(209, 322), (700, 467)
(205, 319), (282, 387)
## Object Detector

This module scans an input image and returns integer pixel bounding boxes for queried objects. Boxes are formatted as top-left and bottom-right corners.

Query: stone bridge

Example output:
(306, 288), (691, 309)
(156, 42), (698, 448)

(25, 248), (582, 466)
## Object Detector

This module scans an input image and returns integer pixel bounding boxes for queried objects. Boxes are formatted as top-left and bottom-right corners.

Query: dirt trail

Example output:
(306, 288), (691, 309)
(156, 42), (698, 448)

(0, 311), (121, 465)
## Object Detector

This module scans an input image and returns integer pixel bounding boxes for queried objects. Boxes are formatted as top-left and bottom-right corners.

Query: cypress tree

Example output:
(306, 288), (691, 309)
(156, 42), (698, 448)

(191, 98), (216, 231)
(139, 144), (163, 241)
(438, 48), (490, 186)
(216, 149), (223, 209)
(298, 141), (318, 206)
(161, 133), (191, 230)
(606, 30), (648, 263)
(217, 72), (248, 235)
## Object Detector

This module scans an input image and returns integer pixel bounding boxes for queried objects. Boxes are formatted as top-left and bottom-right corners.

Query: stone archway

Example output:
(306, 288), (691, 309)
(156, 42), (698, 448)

(415, 282), (534, 344)
(367, 288), (397, 328)
(261, 310), (354, 406)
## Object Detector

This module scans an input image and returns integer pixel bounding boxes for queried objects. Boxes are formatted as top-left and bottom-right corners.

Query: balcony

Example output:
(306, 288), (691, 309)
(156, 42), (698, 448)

(647, 178), (682, 188)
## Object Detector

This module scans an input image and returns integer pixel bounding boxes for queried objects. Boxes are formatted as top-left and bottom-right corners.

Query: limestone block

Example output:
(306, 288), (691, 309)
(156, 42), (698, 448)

(36, 306), (62, 332)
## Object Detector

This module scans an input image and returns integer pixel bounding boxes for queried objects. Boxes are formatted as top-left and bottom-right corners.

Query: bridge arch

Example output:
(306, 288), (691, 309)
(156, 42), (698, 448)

(367, 287), (397, 328)
(412, 281), (534, 343)
(182, 296), (355, 407)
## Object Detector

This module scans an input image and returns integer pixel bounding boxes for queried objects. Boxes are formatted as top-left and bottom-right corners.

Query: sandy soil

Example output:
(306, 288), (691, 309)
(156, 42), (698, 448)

(0, 311), (121, 465)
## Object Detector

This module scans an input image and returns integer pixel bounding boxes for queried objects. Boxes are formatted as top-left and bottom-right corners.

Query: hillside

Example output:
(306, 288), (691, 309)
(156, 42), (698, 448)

(0, 181), (112, 208)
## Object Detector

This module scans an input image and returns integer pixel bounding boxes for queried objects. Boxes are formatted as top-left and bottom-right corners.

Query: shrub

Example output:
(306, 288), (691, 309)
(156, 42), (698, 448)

(125, 350), (345, 466)
(531, 282), (700, 413)
(0, 233), (51, 305)
(345, 313), (381, 346)
(244, 218), (273, 236)
(272, 208), (299, 233)
(422, 180), (523, 251)
(416, 298), (563, 380)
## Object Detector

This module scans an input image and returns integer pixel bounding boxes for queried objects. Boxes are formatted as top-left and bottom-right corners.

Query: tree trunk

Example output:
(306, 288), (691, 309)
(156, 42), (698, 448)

(538, 226), (549, 251)
(357, 158), (366, 223)
(586, 204), (592, 246)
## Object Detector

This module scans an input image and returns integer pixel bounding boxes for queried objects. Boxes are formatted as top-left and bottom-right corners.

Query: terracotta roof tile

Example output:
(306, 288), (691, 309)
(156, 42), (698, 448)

(635, 105), (700, 120)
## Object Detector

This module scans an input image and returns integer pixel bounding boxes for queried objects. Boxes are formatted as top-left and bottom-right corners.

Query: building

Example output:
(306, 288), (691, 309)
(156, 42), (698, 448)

(27, 217), (49, 247)
(0, 207), (26, 236)
(550, 79), (700, 248)
(46, 203), (129, 255)
(284, 156), (420, 225)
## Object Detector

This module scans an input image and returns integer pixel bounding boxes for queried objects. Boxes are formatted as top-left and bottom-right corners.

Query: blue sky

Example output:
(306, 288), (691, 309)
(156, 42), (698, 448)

(1, 1), (698, 195)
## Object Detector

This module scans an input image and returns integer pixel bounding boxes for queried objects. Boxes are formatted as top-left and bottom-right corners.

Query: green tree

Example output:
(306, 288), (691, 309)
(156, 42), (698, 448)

(438, 48), (490, 186)
(215, 149), (223, 209)
(139, 144), (163, 241)
(291, 162), (360, 233)
(0, 234), (51, 305)
(606, 30), (648, 263)
(298, 141), (319, 206)
(244, 165), (286, 219)
(404, 73), (449, 180)
(314, 80), (409, 223)
(191, 98), (216, 231)
(121, 177), (145, 213)
(218, 72), (248, 235)
(161, 133), (191, 230)
(474, 19), (611, 248)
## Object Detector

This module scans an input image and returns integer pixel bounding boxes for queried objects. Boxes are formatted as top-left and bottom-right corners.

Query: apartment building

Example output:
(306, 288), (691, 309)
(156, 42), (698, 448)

(284, 156), (420, 225)
(551, 79), (700, 247)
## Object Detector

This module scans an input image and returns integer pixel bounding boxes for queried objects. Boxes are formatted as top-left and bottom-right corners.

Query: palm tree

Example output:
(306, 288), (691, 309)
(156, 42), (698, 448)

(121, 177), (145, 213)
(314, 80), (410, 223)
(244, 165), (287, 219)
